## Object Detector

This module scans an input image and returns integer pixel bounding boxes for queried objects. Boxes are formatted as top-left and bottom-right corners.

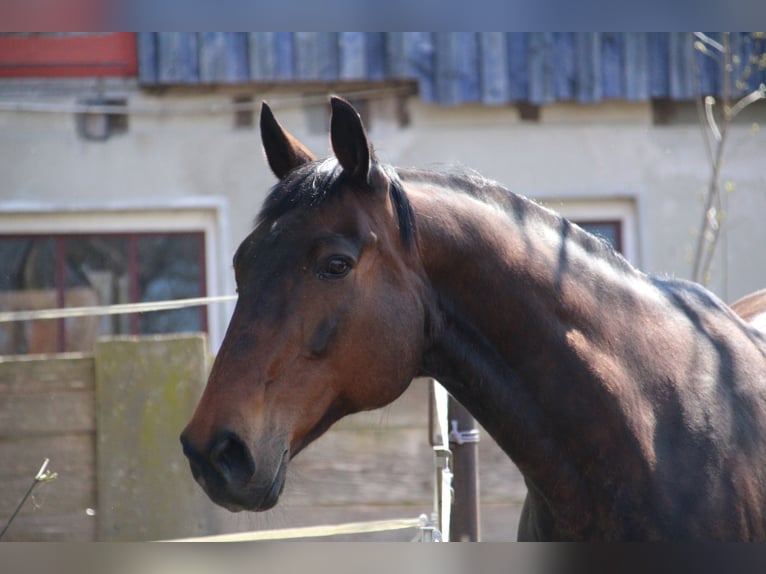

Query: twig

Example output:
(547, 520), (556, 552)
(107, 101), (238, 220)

(691, 34), (766, 285)
(729, 84), (766, 119)
(0, 458), (58, 540)
(692, 37), (716, 166)
(704, 96), (722, 142)
(693, 32), (725, 54)
(691, 33), (732, 285)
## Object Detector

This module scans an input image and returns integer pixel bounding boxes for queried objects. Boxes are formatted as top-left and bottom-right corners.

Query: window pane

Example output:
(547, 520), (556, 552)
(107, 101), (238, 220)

(0, 237), (56, 289)
(577, 221), (622, 253)
(0, 237), (58, 354)
(64, 236), (131, 349)
(1, 232), (207, 356)
(137, 235), (204, 335)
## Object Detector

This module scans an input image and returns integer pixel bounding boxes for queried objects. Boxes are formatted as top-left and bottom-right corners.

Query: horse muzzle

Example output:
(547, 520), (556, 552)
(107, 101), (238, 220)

(180, 430), (288, 511)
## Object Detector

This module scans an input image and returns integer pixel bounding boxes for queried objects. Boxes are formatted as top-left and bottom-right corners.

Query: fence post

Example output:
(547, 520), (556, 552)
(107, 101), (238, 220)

(448, 396), (480, 541)
(94, 333), (217, 540)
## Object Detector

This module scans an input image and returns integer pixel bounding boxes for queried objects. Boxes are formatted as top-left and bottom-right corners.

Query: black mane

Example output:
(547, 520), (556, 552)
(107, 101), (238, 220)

(256, 159), (630, 274)
(396, 165), (635, 275)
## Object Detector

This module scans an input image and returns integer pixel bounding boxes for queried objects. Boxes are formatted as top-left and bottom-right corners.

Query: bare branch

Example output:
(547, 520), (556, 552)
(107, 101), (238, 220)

(694, 32), (725, 53)
(692, 38), (716, 166)
(691, 33), (764, 286)
(699, 191), (724, 284)
(729, 84), (766, 119)
(704, 96), (722, 142)
(0, 459), (58, 540)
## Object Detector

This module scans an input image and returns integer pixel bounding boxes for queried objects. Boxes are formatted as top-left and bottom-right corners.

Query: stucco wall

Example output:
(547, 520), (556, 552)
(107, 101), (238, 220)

(395, 100), (766, 301)
(1, 85), (765, 320)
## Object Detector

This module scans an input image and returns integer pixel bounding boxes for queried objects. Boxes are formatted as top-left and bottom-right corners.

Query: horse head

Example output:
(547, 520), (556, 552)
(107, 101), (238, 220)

(180, 97), (427, 511)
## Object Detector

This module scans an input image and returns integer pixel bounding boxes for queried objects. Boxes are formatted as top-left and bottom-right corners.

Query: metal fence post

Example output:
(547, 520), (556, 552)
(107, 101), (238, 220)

(448, 396), (480, 541)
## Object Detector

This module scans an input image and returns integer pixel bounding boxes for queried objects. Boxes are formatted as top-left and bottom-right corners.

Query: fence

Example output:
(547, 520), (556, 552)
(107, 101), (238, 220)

(1, 332), (527, 541)
(0, 334), (440, 540)
(0, 335), (222, 540)
(0, 353), (97, 540)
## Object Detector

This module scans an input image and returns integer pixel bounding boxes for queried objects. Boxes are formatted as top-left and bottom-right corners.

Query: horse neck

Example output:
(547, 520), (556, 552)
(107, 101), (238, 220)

(404, 174), (661, 529)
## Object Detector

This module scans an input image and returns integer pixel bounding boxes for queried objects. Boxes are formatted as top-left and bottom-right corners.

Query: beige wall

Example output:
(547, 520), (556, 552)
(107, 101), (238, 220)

(395, 100), (766, 301)
(1, 83), (765, 320)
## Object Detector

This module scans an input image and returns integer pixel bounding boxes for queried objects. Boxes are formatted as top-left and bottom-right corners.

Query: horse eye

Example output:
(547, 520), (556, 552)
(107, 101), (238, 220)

(319, 256), (352, 279)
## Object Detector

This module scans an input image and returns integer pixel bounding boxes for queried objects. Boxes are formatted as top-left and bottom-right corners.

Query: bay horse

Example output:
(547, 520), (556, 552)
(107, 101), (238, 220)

(181, 97), (766, 541)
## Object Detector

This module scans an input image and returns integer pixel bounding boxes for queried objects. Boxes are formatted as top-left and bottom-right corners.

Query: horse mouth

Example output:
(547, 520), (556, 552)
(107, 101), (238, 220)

(252, 449), (289, 511)
(199, 448), (289, 513)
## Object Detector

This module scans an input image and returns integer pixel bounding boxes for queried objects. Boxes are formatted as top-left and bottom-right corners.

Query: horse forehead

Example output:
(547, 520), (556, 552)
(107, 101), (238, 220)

(240, 187), (393, 275)
(232, 228), (304, 293)
(248, 209), (316, 252)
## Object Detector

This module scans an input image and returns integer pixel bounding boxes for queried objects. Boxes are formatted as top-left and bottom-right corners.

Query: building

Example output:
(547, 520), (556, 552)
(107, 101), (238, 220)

(2, 32), (764, 356)
(1, 32), (765, 540)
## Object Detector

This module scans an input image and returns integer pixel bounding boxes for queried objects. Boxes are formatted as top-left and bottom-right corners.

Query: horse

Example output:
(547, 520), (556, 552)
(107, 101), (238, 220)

(181, 96), (766, 541)
(731, 289), (766, 334)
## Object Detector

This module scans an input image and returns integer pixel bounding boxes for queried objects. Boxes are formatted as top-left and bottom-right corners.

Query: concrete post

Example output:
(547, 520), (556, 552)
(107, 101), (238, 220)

(94, 334), (215, 541)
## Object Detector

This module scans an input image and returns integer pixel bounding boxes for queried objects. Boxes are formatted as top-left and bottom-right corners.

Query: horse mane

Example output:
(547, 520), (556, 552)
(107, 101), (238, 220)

(396, 165), (636, 275)
(257, 158), (632, 275)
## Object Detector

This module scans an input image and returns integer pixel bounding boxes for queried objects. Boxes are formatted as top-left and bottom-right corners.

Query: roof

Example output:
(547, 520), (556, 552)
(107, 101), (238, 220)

(137, 33), (766, 106)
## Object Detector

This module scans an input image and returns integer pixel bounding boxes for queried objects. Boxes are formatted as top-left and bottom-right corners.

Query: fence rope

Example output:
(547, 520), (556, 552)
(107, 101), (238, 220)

(0, 294), (237, 323)
(165, 517), (423, 542)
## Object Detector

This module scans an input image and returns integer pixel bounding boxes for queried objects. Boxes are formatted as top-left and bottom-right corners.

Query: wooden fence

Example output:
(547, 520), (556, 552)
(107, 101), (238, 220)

(0, 334), (525, 541)
(0, 354), (97, 540)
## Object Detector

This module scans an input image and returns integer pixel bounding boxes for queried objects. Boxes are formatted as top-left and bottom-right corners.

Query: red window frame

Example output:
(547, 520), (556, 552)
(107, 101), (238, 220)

(1, 231), (207, 354)
(0, 33), (137, 78)
(575, 219), (624, 254)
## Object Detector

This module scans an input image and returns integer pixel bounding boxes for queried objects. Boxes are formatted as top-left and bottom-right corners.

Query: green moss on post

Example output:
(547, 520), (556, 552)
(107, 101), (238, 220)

(94, 334), (214, 541)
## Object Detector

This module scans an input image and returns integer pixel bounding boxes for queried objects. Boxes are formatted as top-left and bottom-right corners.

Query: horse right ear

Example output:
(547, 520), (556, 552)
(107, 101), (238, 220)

(330, 96), (370, 182)
(260, 102), (316, 180)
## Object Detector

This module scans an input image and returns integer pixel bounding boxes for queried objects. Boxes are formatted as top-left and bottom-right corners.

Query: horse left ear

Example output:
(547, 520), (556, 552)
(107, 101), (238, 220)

(260, 101), (316, 180)
(330, 96), (370, 182)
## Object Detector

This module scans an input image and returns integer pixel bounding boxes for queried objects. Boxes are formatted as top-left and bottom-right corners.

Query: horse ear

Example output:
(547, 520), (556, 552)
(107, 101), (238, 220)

(260, 101), (316, 180)
(330, 96), (370, 181)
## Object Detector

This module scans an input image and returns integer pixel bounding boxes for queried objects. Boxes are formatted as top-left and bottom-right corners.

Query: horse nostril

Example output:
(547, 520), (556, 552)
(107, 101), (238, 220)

(180, 433), (204, 479)
(180, 433), (194, 458)
(210, 433), (256, 485)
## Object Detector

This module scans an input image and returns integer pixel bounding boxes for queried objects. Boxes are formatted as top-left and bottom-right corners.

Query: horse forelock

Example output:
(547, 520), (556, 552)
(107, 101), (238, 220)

(254, 158), (416, 250)
(255, 159), (344, 228)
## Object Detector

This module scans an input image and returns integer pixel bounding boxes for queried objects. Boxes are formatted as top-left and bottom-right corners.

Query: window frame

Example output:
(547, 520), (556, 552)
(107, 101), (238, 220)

(0, 198), (232, 354)
(574, 220), (624, 254)
(1, 231), (208, 353)
(540, 198), (640, 265)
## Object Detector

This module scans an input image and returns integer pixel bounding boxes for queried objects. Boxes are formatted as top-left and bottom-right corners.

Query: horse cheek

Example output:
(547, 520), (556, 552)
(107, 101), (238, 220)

(359, 286), (424, 409)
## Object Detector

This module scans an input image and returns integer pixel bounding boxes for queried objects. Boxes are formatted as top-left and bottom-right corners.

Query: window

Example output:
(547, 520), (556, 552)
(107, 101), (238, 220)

(0, 232), (206, 355)
(576, 220), (623, 253)
(541, 198), (639, 264)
